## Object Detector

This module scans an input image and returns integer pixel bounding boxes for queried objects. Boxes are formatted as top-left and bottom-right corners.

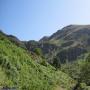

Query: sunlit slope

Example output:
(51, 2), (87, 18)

(0, 32), (76, 90)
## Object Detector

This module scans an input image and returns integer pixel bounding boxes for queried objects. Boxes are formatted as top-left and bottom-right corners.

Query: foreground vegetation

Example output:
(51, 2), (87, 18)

(0, 32), (76, 90)
(0, 31), (90, 90)
(61, 58), (90, 90)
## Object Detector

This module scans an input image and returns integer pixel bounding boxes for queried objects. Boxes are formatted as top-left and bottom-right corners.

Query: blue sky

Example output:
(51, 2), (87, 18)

(0, 0), (90, 41)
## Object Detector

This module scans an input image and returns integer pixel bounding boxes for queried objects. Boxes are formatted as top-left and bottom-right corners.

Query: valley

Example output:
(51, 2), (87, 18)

(0, 25), (90, 90)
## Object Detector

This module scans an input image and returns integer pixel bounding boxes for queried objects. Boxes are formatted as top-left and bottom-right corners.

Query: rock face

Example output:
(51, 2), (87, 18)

(24, 25), (90, 64)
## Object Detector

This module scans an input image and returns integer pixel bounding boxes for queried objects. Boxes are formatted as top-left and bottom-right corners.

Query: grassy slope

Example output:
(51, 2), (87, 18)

(61, 59), (90, 90)
(0, 33), (76, 90)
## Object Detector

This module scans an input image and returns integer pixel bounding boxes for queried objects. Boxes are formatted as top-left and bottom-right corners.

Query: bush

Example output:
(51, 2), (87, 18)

(53, 57), (61, 70)
(34, 48), (43, 56)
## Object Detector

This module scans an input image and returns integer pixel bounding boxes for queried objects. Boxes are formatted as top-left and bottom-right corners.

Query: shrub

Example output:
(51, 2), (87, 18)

(34, 48), (43, 56)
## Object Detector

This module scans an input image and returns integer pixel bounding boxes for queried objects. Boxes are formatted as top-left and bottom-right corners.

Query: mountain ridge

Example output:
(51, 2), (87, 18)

(0, 25), (90, 89)
(0, 28), (76, 90)
(1, 25), (90, 64)
(25, 25), (90, 65)
(41, 25), (90, 42)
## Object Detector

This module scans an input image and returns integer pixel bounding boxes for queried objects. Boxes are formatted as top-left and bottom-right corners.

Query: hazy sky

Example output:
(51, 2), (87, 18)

(0, 0), (90, 40)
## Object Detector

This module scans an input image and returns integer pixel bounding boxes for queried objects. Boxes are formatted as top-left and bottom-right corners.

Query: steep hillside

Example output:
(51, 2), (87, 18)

(44, 25), (90, 43)
(0, 30), (26, 49)
(0, 31), (76, 90)
(61, 55), (90, 90)
(25, 25), (90, 66)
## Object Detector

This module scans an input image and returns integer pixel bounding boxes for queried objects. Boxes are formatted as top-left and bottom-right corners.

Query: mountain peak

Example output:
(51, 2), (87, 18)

(39, 36), (49, 42)
(48, 25), (90, 40)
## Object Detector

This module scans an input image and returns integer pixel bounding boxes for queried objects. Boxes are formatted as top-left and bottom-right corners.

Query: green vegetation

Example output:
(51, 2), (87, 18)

(34, 48), (43, 56)
(0, 32), (76, 90)
(61, 58), (90, 90)
(1, 26), (90, 90)
(52, 57), (61, 70)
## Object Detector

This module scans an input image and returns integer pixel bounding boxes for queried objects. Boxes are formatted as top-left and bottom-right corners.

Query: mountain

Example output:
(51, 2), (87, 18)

(0, 26), (90, 89)
(40, 25), (90, 48)
(0, 30), (26, 49)
(0, 30), (76, 90)
(25, 25), (90, 65)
